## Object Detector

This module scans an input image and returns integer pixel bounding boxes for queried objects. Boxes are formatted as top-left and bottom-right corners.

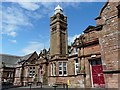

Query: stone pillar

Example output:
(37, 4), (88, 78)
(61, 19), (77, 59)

(84, 58), (91, 88)
(80, 57), (85, 73)
(80, 48), (84, 56)
(56, 61), (59, 83)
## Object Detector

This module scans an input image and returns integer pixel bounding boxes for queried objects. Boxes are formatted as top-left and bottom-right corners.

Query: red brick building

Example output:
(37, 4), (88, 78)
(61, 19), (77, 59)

(95, 1), (120, 88)
(47, 1), (120, 88)
(5, 0), (119, 88)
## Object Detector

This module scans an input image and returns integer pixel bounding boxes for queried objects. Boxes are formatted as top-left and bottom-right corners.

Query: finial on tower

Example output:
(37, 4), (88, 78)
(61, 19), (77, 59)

(54, 5), (63, 15)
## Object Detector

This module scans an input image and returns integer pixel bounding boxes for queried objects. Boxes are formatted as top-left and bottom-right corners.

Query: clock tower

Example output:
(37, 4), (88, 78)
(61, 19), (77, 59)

(50, 5), (68, 57)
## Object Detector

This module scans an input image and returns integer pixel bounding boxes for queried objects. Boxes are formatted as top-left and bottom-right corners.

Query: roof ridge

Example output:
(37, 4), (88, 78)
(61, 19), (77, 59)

(21, 52), (34, 57)
(0, 54), (21, 58)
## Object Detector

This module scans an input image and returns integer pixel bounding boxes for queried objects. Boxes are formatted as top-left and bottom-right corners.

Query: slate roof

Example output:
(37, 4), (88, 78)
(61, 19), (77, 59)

(0, 54), (21, 67)
(17, 52), (34, 64)
(83, 25), (95, 33)
(0, 52), (36, 67)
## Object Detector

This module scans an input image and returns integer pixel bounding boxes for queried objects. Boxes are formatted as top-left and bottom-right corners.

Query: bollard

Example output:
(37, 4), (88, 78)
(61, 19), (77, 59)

(40, 82), (42, 88)
(66, 84), (68, 90)
(28, 83), (32, 90)
(52, 84), (58, 90)
(67, 80), (70, 88)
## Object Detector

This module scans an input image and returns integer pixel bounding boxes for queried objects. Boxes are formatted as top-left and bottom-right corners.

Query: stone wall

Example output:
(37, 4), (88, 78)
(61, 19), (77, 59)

(96, 1), (120, 88)
(48, 75), (85, 88)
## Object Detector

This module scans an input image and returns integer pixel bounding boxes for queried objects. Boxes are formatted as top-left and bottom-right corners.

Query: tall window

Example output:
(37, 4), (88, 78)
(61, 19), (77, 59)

(59, 62), (62, 76)
(59, 62), (67, 76)
(53, 63), (56, 76)
(63, 62), (67, 76)
(74, 59), (79, 75)
(50, 63), (53, 76)
(29, 67), (35, 77)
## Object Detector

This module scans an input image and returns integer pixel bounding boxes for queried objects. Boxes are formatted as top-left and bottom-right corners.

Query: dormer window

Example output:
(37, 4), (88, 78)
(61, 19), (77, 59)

(73, 48), (78, 54)
(107, 5), (111, 10)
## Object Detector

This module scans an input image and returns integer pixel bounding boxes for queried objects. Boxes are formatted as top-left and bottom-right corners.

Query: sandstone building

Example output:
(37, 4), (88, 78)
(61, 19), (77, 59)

(1, 0), (120, 88)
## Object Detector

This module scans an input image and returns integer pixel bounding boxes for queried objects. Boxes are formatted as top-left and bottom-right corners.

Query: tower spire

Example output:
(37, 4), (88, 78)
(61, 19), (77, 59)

(54, 5), (63, 15)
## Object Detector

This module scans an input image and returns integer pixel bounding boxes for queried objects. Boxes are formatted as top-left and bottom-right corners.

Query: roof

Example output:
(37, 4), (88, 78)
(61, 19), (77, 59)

(0, 54), (21, 67)
(0, 51), (38, 67)
(83, 25), (95, 33)
(54, 5), (63, 15)
(16, 52), (37, 64)
(54, 5), (63, 11)
(19, 53), (33, 61)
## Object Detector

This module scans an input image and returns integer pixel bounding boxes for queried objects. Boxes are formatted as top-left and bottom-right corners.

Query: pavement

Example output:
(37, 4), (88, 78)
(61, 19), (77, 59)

(1, 85), (67, 90)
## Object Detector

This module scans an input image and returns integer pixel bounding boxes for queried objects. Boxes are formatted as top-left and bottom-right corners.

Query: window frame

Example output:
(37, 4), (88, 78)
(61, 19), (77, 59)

(59, 62), (63, 76)
(74, 58), (79, 75)
(63, 62), (67, 76)
(53, 63), (56, 76)
(50, 63), (53, 76)
(29, 67), (36, 77)
(58, 62), (67, 76)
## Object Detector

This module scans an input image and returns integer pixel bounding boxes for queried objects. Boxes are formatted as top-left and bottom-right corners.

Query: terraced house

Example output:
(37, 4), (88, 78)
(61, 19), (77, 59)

(1, 0), (120, 88)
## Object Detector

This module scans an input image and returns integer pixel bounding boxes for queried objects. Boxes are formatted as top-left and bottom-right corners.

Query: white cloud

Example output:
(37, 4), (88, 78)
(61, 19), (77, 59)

(21, 41), (48, 55)
(2, 4), (32, 37)
(26, 11), (43, 19)
(68, 34), (80, 45)
(1, 2), (82, 38)
(9, 39), (17, 43)
(8, 31), (17, 37)
(18, 2), (40, 11)
(2, 0), (107, 2)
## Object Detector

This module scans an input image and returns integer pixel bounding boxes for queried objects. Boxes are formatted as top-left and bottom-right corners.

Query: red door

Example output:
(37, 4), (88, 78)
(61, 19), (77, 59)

(91, 59), (105, 88)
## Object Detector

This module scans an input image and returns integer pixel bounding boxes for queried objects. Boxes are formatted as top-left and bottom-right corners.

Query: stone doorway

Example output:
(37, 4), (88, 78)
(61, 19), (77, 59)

(89, 58), (105, 88)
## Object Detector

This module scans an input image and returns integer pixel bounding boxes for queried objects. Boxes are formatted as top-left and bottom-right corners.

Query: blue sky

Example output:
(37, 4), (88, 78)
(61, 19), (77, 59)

(1, 1), (105, 56)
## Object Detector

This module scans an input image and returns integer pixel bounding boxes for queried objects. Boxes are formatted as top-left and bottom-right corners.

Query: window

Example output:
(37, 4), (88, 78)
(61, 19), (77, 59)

(53, 63), (56, 76)
(63, 62), (67, 75)
(50, 63), (53, 76)
(29, 67), (35, 77)
(59, 62), (67, 76)
(91, 59), (102, 66)
(33, 67), (35, 69)
(74, 48), (78, 53)
(116, 5), (120, 18)
(74, 59), (79, 75)
(59, 62), (62, 76)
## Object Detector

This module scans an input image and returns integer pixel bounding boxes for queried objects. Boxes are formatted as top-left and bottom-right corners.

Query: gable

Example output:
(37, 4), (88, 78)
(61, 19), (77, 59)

(96, 1), (119, 26)
(23, 52), (38, 65)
